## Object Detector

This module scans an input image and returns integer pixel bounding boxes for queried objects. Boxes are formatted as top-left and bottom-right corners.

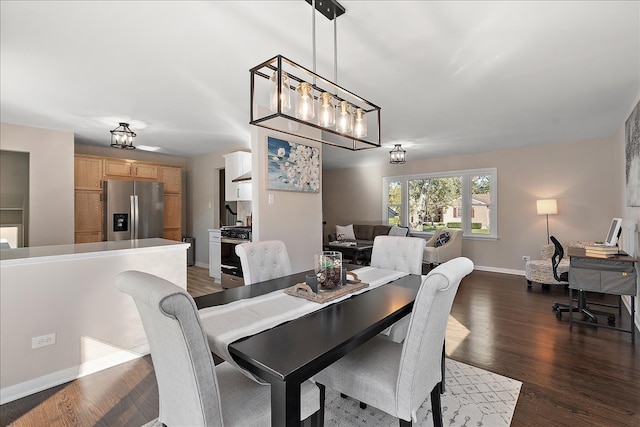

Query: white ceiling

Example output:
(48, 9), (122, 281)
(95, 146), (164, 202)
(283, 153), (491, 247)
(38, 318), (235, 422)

(1, 1), (638, 169)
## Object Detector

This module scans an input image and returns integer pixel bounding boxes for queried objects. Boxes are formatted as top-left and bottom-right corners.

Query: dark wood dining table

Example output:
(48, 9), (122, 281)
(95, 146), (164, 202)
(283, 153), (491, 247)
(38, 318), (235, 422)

(194, 267), (423, 427)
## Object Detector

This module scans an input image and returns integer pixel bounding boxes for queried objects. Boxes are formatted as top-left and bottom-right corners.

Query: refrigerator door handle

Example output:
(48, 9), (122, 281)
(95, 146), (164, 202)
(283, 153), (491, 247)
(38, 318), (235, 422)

(130, 195), (138, 239)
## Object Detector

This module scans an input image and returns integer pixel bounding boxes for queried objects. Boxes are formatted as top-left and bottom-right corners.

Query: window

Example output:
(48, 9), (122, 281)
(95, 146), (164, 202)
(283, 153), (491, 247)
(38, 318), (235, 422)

(382, 168), (497, 239)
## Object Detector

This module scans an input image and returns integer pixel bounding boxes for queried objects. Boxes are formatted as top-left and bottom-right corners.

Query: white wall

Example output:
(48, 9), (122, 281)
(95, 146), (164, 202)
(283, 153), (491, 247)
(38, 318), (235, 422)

(0, 241), (188, 404)
(1, 123), (74, 246)
(186, 144), (250, 268)
(251, 126), (323, 273)
(618, 95), (640, 331)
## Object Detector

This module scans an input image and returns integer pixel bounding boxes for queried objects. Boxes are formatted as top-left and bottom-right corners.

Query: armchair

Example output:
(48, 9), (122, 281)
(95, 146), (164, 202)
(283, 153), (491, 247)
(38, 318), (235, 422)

(423, 229), (463, 267)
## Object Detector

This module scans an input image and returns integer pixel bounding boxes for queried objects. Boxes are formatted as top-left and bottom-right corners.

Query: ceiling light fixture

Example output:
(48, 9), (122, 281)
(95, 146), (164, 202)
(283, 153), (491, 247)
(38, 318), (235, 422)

(110, 122), (136, 150)
(389, 144), (406, 164)
(249, 0), (381, 151)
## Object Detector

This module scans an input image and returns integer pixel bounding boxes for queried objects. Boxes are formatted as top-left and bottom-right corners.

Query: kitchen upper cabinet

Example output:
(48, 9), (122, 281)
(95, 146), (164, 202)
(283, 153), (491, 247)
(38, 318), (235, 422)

(104, 159), (158, 180)
(223, 151), (252, 201)
(160, 166), (181, 193)
(74, 156), (102, 190)
(103, 159), (132, 177)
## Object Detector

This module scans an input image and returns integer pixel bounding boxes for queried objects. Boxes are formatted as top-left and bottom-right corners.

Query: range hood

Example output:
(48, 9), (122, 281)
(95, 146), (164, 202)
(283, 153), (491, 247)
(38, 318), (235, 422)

(231, 171), (252, 182)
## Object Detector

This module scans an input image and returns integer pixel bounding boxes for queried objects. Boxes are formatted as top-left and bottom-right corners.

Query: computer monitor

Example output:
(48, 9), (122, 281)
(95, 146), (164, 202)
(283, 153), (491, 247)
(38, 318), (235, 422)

(603, 217), (622, 247)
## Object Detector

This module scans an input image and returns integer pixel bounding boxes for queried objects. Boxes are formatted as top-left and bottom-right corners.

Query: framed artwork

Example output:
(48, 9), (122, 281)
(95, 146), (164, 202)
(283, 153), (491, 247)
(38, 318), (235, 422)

(267, 136), (320, 193)
(625, 100), (640, 206)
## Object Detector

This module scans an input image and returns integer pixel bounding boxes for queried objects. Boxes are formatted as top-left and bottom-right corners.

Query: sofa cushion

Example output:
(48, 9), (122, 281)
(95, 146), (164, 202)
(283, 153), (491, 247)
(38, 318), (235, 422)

(336, 224), (356, 241)
(372, 225), (392, 238)
(434, 231), (450, 247)
(353, 224), (374, 241)
(388, 226), (409, 237)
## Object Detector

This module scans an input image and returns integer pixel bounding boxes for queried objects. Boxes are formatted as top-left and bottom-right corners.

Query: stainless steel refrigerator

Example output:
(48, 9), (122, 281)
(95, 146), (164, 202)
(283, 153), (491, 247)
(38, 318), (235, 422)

(104, 180), (164, 241)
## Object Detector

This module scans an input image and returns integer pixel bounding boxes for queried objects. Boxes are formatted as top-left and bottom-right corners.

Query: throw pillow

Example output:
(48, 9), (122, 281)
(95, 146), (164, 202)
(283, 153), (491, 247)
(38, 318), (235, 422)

(434, 231), (450, 247)
(335, 224), (355, 241)
(388, 225), (409, 237)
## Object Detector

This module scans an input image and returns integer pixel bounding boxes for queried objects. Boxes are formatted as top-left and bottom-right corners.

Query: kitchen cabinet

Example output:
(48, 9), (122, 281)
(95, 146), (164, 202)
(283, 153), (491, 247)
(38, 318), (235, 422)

(104, 159), (158, 180)
(160, 166), (182, 241)
(74, 156), (102, 190)
(223, 151), (252, 201)
(209, 229), (221, 281)
(74, 156), (103, 243)
(74, 155), (182, 244)
(159, 166), (181, 193)
(74, 189), (102, 243)
(163, 193), (181, 229)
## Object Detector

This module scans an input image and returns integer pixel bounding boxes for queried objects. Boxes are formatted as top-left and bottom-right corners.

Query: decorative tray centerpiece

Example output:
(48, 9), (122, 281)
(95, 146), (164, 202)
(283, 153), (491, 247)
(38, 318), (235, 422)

(284, 271), (368, 303)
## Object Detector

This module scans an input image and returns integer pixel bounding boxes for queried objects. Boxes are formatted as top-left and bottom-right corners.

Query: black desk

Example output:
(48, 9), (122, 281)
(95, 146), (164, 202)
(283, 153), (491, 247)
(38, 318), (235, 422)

(567, 247), (637, 341)
(195, 269), (423, 427)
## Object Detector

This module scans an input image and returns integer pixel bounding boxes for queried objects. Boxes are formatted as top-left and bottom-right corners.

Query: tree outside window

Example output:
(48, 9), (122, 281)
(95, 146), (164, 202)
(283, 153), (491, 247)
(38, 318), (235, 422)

(382, 168), (497, 238)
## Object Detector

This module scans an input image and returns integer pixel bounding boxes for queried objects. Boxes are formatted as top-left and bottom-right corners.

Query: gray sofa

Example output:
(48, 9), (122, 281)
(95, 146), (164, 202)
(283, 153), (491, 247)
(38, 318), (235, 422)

(329, 224), (398, 246)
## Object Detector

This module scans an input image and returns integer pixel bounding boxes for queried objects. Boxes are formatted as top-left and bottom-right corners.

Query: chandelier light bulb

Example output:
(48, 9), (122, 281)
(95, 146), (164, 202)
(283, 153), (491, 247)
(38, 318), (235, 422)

(318, 92), (335, 127)
(270, 71), (291, 113)
(353, 108), (367, 138)
(336, 100), (352, 134)
(296, 82), (315, 121)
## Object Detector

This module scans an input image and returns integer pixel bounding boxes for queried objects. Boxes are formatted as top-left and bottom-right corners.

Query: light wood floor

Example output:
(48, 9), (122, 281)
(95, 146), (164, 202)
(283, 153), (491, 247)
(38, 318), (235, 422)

(1, 270), (638, 426)
(187, 265), (223, 297)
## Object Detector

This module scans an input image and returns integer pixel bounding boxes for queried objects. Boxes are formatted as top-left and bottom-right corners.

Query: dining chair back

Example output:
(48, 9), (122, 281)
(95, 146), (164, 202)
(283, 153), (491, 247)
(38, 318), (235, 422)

(314, 257), (474, 427)
(236, 240), (293, 285)
(370, 235), (426, 342)
(115, 270), (320, 426)
(370, 235), (426, 275)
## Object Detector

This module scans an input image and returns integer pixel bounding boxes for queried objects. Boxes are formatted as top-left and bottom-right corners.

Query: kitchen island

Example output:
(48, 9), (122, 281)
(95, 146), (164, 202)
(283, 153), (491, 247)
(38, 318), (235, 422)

(0, 238), (189, 404)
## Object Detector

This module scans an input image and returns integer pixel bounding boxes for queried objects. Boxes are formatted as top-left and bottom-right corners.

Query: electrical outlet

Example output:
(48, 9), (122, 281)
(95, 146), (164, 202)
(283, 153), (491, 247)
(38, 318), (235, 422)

(32, 333), (56, 349)
(522, 255), (530, 261)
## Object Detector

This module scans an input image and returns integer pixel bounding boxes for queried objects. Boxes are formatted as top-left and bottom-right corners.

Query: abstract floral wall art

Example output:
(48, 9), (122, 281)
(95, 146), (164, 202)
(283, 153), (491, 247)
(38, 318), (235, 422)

(267, 137), (320, 193)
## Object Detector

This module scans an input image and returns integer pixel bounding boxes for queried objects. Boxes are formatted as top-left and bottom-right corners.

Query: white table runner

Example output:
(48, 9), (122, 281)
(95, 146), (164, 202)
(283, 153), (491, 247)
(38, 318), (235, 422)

(199, 267), (410, 382)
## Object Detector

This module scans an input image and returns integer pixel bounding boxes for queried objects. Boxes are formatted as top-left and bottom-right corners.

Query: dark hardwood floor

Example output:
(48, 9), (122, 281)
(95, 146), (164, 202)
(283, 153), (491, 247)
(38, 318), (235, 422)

(1, 269), (638, 426)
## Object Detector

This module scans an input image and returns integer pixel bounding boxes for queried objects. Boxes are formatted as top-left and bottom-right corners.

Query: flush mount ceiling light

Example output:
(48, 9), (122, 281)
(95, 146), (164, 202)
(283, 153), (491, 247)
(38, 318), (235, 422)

(389, 144), (406, 164)
(110, 122), (136, 150)
(250, 0), (381, 151)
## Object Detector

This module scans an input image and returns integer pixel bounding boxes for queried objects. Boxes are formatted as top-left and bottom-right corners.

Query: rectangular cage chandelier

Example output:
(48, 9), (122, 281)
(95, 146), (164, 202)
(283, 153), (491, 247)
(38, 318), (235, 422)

(249, 1), (381, 151)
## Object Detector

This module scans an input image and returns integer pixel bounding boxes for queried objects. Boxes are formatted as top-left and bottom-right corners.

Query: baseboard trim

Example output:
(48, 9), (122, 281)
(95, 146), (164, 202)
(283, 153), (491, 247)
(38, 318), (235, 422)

(0, 344), (150, 405)
(194, 261), (208, 269)
(473, 265), (525, 277)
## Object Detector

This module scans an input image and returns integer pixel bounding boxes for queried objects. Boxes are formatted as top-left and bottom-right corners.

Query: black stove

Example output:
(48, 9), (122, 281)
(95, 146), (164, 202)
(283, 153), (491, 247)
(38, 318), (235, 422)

(221, 226), (252, 241)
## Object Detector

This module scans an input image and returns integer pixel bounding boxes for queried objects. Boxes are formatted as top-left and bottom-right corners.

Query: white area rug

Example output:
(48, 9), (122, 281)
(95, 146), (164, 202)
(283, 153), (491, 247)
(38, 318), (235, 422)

(323, 359), (522, 426)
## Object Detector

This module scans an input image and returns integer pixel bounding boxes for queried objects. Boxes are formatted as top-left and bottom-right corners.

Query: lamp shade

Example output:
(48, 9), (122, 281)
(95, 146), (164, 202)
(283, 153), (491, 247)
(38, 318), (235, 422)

(536, 199), (558, 215)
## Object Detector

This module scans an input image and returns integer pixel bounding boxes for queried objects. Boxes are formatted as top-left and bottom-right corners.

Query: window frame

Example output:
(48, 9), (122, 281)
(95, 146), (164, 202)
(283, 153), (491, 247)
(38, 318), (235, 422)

(382, 167), (498, 239)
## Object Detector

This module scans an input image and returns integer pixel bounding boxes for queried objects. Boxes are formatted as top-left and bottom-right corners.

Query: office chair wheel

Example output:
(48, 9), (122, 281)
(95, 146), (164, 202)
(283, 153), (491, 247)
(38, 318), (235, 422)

(607, 316), (615, 326)
(552, 303), (559, 312)
(556, 311), (562, 320)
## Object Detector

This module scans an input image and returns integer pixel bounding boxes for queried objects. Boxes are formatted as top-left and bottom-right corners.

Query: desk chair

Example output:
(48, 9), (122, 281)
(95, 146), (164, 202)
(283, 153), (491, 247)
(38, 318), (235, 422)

(550, 236), (615, 326)
(116, 270), (322, 426)
(550, 236), (579, 319)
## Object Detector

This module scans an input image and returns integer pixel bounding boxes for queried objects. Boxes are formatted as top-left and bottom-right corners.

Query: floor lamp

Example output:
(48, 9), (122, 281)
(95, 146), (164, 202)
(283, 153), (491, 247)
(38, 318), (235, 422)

(536, 199), (558, 244)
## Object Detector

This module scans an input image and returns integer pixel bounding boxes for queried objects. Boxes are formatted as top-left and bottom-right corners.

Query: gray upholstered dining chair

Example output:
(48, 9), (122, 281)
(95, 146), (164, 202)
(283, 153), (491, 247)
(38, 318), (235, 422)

(115, 270), (321, 426)
(236, 240), (293, 285)
(370, 235), (426, 343)
(313, 257), (474, 427)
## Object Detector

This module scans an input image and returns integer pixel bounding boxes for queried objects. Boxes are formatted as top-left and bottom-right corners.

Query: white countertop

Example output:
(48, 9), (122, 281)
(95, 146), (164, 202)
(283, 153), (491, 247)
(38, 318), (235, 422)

(0, 238), (190, 266)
